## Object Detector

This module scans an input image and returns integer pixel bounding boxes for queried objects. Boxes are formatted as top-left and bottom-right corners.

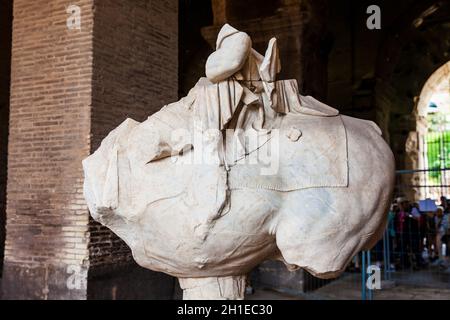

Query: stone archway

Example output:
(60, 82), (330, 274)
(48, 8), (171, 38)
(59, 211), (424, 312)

(414, 60), (450, 173)
(374, 2), (450, 164)
(413, 61), (450, 199)
(400, 59), (450, 200)
(417, 61), (450, 118)
(372, 0), (450, 200)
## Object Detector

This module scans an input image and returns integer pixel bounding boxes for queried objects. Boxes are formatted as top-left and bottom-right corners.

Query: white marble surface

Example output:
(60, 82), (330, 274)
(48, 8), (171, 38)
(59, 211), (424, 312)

(83, 24), (395, 299)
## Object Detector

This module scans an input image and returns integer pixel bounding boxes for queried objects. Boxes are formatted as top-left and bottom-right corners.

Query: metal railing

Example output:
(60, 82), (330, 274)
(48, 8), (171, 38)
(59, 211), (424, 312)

(304, 168), (450, 300)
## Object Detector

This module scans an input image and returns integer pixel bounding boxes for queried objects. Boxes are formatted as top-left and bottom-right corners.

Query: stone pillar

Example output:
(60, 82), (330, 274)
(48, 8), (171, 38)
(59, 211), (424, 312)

(2, 0), (178, 299)
(211, 0), (228, 25)
(2, 0), (95, 300)
(0, 0), (13, 278)
(202, 0), (331, 100)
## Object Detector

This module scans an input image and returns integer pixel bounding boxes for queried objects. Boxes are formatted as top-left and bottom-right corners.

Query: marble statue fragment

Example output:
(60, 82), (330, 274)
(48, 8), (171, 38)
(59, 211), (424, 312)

(83, 24), (395, 300)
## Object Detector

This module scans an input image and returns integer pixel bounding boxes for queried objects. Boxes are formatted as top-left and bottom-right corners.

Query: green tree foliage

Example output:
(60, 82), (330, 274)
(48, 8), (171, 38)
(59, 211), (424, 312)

(426, 113), (450, 182)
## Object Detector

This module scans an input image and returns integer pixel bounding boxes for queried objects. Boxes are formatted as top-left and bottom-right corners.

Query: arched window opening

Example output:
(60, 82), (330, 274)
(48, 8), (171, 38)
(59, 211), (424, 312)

(414, 61), (450, 200)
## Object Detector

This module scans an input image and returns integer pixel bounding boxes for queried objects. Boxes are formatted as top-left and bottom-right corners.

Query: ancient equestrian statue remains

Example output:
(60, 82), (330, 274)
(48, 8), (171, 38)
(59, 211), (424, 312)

(83, 24), (395, 299)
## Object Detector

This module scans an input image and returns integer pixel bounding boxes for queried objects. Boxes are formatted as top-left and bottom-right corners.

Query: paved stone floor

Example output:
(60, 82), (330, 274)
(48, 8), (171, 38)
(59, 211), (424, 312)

(247, 289), (305, 300)
(248, 269), (450, 300)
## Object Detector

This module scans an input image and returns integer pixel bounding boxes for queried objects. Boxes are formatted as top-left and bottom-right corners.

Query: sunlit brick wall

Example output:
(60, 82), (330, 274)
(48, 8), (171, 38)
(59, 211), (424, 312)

(3, 0), (94, 299)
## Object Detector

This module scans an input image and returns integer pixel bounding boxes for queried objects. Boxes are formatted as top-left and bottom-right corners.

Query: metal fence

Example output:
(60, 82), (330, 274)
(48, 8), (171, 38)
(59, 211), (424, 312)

(295, 169), (450, 300)
(340, 169), (449, 300)
(249, 168), (450, 300)
(302, 130), (450, 299)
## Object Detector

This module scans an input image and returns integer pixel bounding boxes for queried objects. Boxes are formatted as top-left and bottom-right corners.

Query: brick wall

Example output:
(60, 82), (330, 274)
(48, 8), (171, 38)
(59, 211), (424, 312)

(0, 0), (13, 277)
(2, 0), (178, 299)
(89, 0), (178, 277)
(2, 0), (94, 299)
(84, 0), (178, 299)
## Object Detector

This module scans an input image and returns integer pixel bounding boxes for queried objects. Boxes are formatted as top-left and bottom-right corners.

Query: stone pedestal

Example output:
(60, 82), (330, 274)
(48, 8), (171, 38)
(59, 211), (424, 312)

(251, 260), (331, 294)
(179, 276), (247, 300)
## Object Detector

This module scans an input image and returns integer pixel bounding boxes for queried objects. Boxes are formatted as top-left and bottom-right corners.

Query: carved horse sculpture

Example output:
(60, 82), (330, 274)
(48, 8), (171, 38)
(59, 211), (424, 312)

(83, 25), (395, 299)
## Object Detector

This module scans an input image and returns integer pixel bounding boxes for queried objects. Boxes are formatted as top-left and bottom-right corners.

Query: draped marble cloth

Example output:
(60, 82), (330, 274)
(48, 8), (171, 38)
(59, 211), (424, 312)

(83, 77), (348, 228)
(228, 114), (348, 191)
(153, 77), (348, 193)
(188, 76), (348, 192)
(82, 75), (350, 277)
(193, 77), (250, 131)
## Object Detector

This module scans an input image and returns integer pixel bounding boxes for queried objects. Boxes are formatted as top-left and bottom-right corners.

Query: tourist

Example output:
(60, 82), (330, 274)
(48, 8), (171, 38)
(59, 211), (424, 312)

(440, 196), (447, 211)
(425, 210), (438, 261)
(408, 204), (423, 268)
(436, 207), (447, 264)
(386, 205), (397, 271)
(441, 209), (450, 267)
(395, 199), (409, 268)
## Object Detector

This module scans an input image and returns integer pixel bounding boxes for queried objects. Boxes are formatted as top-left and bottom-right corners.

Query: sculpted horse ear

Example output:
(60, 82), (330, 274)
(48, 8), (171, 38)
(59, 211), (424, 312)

(259, 37), (281, 82)
(258, 38), (281, 104)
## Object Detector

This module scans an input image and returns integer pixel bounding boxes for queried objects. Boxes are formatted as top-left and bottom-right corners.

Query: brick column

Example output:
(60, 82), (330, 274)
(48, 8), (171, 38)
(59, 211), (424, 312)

(2, 0), (94, 300)
(2, 0), (178, 299)
(0, 0), (13, 278)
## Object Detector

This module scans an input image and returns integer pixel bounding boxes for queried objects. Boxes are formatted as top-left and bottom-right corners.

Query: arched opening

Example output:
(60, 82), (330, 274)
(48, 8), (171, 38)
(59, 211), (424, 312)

(414, 61), (450, 200)
(372, 0), (450, 202)
(0, 0), (13, 278)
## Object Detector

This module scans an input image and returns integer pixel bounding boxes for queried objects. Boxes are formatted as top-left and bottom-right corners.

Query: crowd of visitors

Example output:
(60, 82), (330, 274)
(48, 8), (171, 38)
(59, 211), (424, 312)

(350, 196), (450, 272)
(383, 196), (449, 270)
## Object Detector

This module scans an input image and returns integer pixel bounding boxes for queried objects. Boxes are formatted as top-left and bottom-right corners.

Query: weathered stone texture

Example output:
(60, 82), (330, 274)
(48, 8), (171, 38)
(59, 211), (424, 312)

(2, 0), (178, 299)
